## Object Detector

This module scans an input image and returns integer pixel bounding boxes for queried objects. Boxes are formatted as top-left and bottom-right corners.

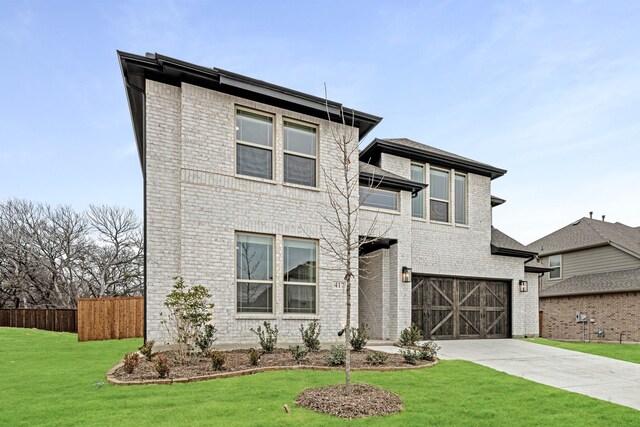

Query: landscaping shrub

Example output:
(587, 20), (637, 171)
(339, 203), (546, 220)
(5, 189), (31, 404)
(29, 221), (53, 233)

(418, 340), (440, 361)
(400, 348), (419, 365)
(123, 352), (140, 374)
(299, 321), (321, 352)
(248, 348), (261, 366)
(195, 324), (218, 355)
(399, 323), (423, 346)
(324, 345), (346, 366)
(138, 340), (155, 361)
(288, 345), (308, 364)
(250, 321), (278, 353)
(349, 325), (368, 351)
(153, 354), (172, 378)
(365, 351), (389, 366)
(208, 351), (226, 371)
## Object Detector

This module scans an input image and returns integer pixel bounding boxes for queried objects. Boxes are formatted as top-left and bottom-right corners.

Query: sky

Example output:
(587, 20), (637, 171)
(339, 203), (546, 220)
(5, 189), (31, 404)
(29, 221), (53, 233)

(1, 0), (638, 244)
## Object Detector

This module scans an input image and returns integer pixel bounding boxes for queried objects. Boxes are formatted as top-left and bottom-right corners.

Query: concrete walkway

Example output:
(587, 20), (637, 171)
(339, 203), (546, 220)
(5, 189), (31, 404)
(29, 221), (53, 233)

(369, 339), (640, 411)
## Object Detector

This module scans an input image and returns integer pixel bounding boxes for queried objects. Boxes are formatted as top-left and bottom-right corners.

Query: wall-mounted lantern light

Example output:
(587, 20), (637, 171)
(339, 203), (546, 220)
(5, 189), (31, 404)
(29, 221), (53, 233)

(519, 280), (528, 292)
(402, 266), (412, 283)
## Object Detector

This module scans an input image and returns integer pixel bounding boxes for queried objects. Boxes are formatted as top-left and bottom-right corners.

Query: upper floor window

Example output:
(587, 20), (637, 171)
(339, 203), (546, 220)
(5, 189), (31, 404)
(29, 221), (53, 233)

(411, 164), (425, 218)
(284, 120), (317, 187)
(236, 233), (273, 313)
(359, 187), (398, 211)
(455, 173), (467, 225)
(430, 169), (450, 222)
(283, 238), (317, 314)
(236, 109), (273, 180)
(549, 255), (561, 279)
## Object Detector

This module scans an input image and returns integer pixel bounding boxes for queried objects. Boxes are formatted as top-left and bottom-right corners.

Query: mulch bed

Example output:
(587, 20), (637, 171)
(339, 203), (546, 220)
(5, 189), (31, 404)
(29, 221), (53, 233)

(295, 383), (403, 419)
(110, 348), (436, 384)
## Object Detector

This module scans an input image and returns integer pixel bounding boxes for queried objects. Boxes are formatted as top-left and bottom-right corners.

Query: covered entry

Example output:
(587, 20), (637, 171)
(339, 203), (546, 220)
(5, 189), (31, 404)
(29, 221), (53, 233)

(411, 276), (511, 339)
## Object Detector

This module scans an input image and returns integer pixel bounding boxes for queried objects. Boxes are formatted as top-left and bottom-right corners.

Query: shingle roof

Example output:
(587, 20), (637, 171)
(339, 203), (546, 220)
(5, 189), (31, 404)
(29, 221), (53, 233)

(491, 227), (537, 258)
(526, 218), (640, 258)
(358, 162), (426, 194)
(524, 258), (553, 273)
(540, 268), (640, 297)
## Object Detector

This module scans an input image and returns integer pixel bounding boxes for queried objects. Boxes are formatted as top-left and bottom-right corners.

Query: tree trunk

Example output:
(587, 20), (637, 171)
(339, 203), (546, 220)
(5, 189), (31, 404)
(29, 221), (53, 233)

(344, 273), (351, 396)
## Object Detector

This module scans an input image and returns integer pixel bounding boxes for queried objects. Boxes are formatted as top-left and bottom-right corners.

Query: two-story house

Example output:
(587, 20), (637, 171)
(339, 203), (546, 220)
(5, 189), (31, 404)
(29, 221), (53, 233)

(119, 51), (540, 344)
(527, 217), (640, 342)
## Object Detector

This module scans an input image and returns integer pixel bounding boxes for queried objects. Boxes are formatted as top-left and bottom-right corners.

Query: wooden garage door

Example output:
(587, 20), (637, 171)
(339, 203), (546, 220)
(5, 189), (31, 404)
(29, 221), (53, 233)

(411, 276), (510, 339)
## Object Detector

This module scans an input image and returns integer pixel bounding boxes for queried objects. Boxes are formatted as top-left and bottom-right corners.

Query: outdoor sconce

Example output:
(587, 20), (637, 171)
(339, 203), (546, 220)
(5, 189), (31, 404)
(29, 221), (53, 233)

(519, 280), (528, 292)
(402, 266), (412, 283)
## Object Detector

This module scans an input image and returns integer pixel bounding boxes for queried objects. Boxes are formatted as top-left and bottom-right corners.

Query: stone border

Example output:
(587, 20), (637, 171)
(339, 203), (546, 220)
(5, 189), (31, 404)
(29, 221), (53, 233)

(106, 359), (439, 386)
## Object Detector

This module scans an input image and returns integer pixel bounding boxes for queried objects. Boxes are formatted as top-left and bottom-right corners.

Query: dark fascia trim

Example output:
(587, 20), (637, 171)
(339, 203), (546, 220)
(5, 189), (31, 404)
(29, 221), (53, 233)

(359, 237), (398, 256)
(359, 172), (427, 195)
(491, 195), (506, 207)
(490, 244), (538, 258)
(118, 51), (382, 169)
(525, 265), (553, 273)
(540, 288), (640, 298)
(360, 138), (507, 180)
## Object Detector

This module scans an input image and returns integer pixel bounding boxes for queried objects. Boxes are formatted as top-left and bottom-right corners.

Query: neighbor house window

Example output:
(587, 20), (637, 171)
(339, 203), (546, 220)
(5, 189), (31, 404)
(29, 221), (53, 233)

(411, 163), (425, 218)
(284, 120), (317, 187)
(430, 169), (450, 222)
(549, 255), (561, 279)
(236, 108), (273, 179)
(455, 173), (467, 225)
(359, 187), (399, 211)
(236, 233), (273, 313)
(283, 238), (317, 314)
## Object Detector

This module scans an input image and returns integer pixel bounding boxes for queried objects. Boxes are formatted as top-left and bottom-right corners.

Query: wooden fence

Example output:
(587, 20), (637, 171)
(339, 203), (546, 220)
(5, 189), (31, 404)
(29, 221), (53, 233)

(77, 296), (144, 342)
(0, 308), (77, 333)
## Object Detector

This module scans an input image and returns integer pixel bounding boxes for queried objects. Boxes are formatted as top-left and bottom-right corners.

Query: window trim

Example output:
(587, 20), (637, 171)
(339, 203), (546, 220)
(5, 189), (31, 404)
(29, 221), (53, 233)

(411, 162), (426, 219)
(235, 106), (275, 181)
(359, 186), (400, 212)
(282, 117), (319, 188)
(429, 167), (451, 223)
(234, 231), (275, 315)
(283, 236), (319, 314)
(454, 172), (468, 225)
(548, 254), (562, 280)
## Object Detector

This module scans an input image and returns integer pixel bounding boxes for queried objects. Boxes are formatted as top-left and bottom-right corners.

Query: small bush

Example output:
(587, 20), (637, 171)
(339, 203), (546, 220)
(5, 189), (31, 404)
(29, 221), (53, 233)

(138, 340), (155, 361)
(208, 351), (226, 371)
(153, 354), (172, 378)
(123, 352), (140, 374)
(248, 348), (261, 366)
(400, 348), (419, 365)
(325, 345), (346, 366)
(399, 324), (423, 346)
(288, 345), (308, 364)
(365, 351), (389, 366)
(195, 324), (218, 354)
(250, 321), (278, 353)
(350, 325), (368, 351)
(418, 340), (440, 361)
(299, 321), (321, 352)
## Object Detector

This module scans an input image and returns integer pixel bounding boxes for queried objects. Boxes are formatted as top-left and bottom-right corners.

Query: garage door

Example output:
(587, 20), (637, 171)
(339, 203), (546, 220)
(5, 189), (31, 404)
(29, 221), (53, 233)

(411, 276), (511, 339)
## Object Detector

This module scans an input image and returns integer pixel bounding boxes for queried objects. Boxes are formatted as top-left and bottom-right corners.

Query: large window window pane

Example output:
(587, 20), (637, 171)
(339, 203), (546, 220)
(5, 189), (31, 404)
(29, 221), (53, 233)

(236, 144), (272, 179)
(237, 235), (272, 281)
(284, 154), (316, 186)
(284, 122), (316, 155)
(236, 110), (273, 147)
(430, 170), (449, 200)
(284, 284), (316, 314)
(549, 255), (561, 279)
(359, 187), (398, 210)
(430, 200), (449, 222)
(455, 174), (466, 224)
(237, 283), (273, 313)
(284, 238), (317, 314)
(412, 164), (425, 218)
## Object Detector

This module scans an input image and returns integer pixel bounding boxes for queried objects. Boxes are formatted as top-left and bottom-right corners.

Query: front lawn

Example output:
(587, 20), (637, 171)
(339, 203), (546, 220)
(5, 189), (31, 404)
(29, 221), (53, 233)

(1, 328), (638, 426)
(524, 338), (640, 364)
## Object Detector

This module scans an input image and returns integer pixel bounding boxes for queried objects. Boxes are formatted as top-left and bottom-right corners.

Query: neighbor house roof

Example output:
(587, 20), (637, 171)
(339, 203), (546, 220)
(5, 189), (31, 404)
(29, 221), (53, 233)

(359, 138), (507, 180)
(491, 227), (537, 258)
(359, 162), (427, 194)
(540, 268), (640, 297)
(118, 51), (382, 170)
(527, 218), (640, 258)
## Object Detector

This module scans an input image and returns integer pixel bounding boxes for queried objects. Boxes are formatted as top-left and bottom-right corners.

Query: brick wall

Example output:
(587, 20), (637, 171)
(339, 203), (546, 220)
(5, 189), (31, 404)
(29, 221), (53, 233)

(540, 292), (640, 343)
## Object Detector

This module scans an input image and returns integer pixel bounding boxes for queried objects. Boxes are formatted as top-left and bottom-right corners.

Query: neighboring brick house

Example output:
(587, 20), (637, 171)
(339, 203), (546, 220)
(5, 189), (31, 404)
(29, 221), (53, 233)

(119, 51), (540, 344)
(527, 218), (640, 342)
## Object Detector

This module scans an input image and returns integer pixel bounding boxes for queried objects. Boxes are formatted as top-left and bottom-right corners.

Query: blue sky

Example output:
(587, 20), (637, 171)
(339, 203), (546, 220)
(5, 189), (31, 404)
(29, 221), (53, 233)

(1, 0), (638, 244)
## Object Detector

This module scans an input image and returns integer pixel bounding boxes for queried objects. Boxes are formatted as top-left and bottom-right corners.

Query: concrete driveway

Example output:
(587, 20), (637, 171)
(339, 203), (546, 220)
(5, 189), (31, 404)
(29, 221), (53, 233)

(435, 339), (640, 411)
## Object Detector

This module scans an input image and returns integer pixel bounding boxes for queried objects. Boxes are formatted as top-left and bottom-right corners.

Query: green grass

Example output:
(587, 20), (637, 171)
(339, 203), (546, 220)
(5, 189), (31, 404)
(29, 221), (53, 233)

(1, 328), (638, 426)
(523, 338), (640, 364)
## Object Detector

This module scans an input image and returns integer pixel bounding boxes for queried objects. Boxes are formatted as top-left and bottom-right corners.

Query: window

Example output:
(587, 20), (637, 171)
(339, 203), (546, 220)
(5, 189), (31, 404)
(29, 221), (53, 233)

(236, 233), (273, 313)
(549, 255), (561, 279)
(430, 169), (450, 222)
(236, 109), (273, 179)
(284, 238), (317, 314)
(455, 174), (467, 225)
(359, 187), (398, 211)
(411, 164), (425, 218)
(284, 120), (317, 187)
